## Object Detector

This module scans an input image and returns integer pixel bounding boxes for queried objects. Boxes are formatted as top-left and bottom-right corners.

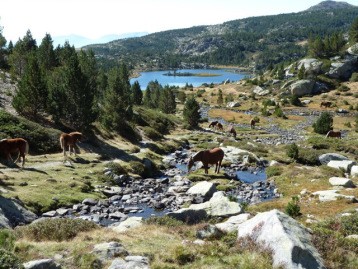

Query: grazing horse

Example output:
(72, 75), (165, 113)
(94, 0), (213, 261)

(320, 101), (332, 108)
(326, 130), (341, 139)
(187, 147), (224, 175)
(215, 122), (224, 131)
(250, 119), (255, 129)
(227, 125), (237, 138)
(0, 138), (29, 167)
(60, 132), (82, 157)
(209, 121), (219, 128)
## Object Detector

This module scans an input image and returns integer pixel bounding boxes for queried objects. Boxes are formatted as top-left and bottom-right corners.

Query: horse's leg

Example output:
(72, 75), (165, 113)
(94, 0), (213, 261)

(218, 159), (222, 174)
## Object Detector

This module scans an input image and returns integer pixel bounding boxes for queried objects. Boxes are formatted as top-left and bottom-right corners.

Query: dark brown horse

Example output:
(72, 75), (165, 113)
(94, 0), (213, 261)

(227, 125), (237, 138)
(187, 147), (225, 175)
(326, 130), (341, 139)
(250, 119), (255, 129)
(0, 138), (29, 167)
(320, 101), (332, 108)
(60, 132), (82, 157)
(215, 122), (224, 131)
(209, 121), (219, 128)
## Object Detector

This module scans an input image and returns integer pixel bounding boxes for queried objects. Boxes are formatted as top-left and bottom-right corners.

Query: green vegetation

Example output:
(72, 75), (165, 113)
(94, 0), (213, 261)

(285, 196), (301, 218)
(313, 112), (333, 135)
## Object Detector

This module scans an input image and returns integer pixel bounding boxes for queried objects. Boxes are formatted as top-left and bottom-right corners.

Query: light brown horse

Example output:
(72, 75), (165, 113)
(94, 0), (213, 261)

(60, 132), (82, 157)
(320, 101), (332, 108)
(326, 130), (341, 139)
(227, 125), (237, 138)
(209, 121), (219, 128)
(0, 138), (29, 167)
(187, 147), (224, 175)
(250, 119), (255, 129)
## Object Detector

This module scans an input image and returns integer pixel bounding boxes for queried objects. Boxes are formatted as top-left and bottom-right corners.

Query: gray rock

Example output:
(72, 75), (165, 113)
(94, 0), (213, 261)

(290, 79), (316, 97)
(111, 217), (143, 233)
(346, 234), (358, 240)
(82, 198), (98, 205)
(351, 166), (358, 177)
(196, 224), (222, 239)
(237, 209), (326, 269)
(327, 160), (356, 172)
(108, 257), (150, 269)
(326, 55), (358, 79)
(226, 101), (241, 107)
(312, 190), (356, 202)
(329, 177), (356, 188)
(215, 213), (251, 233)
(187, 181), (217, 200)
(92, 242), (128, 261)
(319, 153), (349, 165)
(0, 196), (37, 228)
(23, 259), (61, 269)
(166, 208), (207, 224)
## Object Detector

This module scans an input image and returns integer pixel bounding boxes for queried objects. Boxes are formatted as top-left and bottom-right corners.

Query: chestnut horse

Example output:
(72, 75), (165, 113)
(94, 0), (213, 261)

(320, 101), (332, 108)
(0, 138), (29, 167)
(326, 130), (341, 139)
(215, 122), (224, 131)
(250, 119), (255, 129)
(187, 147), (224, 175)
(60, 132), (82, 157)
(227, 125), (237, 138)
(209, 121), (219, 128)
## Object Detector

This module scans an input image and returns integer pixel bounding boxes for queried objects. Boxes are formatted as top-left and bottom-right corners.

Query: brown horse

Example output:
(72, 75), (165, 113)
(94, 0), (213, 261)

(60, 132), (82, 157)
(320, 101), (332, 108)
(0, 138), (29, 167)
(215, 122), (224, 131)
(209, 121), (219, 128)
(250, 119), (255, 129)
(326, 130), (341, 139)
(227, 125), (237, 138)
(187, 147), (224, 175)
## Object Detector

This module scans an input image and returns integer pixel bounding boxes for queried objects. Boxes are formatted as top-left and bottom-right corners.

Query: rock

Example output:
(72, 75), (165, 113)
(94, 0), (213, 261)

(0, 196), (37, 228)
(312, 190), (356, 202)
(189, 191), (243, 217)
(326, 55), (358, 79)
(298, 58), (323, 74)
(187, 181), (217, 200)
(82, 198), (98, 205)
(290, 79), (316, 97)
(108, 256), (150, 269)
(226, 102), (241, 107)
(351, 166), (358, 177)
(346, 234), (358, 240)
(318, 153), (349, 165)
(327, 160), (356, 172)
(347, 43), (358, 55)
(23, 259), (61, 269)
(92, 242), (128, 261)
(112, 217), (143, 233)
(196, 224), (222, 239)
(253, 86), (270, 96)
(166, 208), (207, 224)
(329, 177), (356, 188)
(215, 213), (251, 233)
(109, 212), (128, 220)
(301, 100), (312, 106)
(237, 209), (325, 269)
(56, 209), (69, 216)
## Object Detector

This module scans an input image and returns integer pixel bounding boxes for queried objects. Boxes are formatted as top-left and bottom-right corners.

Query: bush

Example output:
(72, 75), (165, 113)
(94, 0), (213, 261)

(107, 162), (127, 175)
(273, 106), (287, 119)
(266, 166), (282, 178)
(14, 218), (98, 242)
(129, 160), (152, 177)
(351, 73), (358, 82)
(337, 85), (350, 92)
(313, 111), (333, 134)
(285, 196), (301, 218)
(261, 106), (271, 116)
(145, 215), (184, 227)
(289, 94), (302, 106)
(142, 126), (163, 140)
(0, 249), (23, 269)
(286, 143), (299, 160)
(253, 116), (260, 123)
(262, 99), (275, 107)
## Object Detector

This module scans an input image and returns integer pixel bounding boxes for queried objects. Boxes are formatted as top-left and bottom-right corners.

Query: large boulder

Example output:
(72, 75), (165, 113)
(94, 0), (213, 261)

(329, 177), (356, 188)
(290, 79), (316, 97)
(298, 58), (323, 74)
(92, 242), (128, 261)
(111, 217), (143, 233)
(226, 101), (241, 108)
(347, 43), (358, 56)
(312, 190), (356, 202)
(166, 208), (207, 224)
(23, 259), (61, 269)
(189, 191), (243, 217)
(237, 209), (325, 269)
(326, 55), (358, 79)
(253, 86), (270, 96)
(318, 153), (349, 165)
(187, 181), (217, 200)
(0, 196), (37, 228)
(108, 256), (150, 269)
(327, 160), (356, 172)
(351, 166), (358, 177)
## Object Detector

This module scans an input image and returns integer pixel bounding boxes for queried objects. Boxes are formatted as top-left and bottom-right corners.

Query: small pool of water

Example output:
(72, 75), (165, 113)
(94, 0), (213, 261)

(234, 169), (267, 184)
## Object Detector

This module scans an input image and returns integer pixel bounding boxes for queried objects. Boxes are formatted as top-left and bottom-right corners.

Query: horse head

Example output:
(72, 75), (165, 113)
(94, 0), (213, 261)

(187, 157), (194, 175)
(71, 132), (82, 142)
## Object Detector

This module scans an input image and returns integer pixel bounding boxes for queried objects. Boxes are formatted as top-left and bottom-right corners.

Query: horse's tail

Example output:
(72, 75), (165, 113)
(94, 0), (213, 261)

(25, 140), (29, 155)
(60, 136), (64, 149)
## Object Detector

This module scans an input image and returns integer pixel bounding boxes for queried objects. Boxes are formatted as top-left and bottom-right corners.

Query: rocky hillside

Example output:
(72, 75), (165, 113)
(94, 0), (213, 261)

(85, 1), (358, 71)
(306, 0), (356, 11)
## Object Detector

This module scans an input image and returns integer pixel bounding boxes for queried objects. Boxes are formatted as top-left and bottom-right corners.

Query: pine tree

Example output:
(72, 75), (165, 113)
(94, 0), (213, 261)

(183, 97), (201, 128)
(298, 64), (306, 79)
(12, 52), (47, 117)
(217, 89), (223, 105)
(0, 25), (7, 69)
(131, 81), (143, 105)
(37, 33), (57, 72)
(313, 111), (333, 134)
(349, 16), (358, 44)
(159, 85), (176, 114)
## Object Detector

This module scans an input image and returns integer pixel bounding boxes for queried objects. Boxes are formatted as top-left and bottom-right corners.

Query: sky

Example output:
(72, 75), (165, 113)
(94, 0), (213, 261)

(1, 0), (357, 43)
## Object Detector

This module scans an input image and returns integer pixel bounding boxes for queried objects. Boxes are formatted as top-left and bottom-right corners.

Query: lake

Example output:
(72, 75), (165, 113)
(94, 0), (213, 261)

(130, 69), (249, 90)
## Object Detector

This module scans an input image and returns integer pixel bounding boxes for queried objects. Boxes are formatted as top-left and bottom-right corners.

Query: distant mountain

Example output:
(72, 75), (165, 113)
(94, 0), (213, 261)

(84, 3), (358, 71)
(306, 0), (356, 11)
(51, 32), (148, 48)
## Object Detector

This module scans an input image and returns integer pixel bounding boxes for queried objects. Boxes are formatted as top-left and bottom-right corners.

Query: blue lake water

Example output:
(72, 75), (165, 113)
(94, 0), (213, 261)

(130, 69), (249, 90)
